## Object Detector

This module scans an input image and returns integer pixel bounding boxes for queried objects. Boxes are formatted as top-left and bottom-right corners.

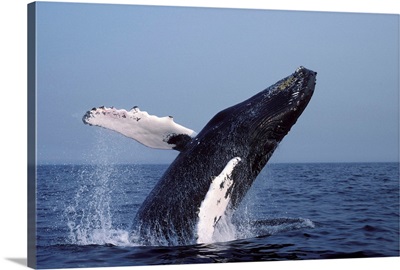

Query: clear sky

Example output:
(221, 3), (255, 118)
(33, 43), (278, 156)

(35, 2), (399, 164)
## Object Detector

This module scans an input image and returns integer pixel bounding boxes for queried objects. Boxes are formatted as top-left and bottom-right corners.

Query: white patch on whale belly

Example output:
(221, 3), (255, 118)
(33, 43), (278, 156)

(83, 106), (196, 150)
(196, 157), (241, 244)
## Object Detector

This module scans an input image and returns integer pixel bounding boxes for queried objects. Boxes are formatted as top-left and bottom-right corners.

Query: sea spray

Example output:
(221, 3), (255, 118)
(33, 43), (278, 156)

(66, 164), (115, 245)
(65, 130), (133, 246)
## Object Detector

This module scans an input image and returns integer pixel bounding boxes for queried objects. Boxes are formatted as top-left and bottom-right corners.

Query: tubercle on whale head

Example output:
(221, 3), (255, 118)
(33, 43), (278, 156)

(264, 66), (316, 105)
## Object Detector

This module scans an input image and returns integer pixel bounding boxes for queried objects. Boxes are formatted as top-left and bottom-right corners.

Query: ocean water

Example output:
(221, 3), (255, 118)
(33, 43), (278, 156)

(35, 162), (399, 269)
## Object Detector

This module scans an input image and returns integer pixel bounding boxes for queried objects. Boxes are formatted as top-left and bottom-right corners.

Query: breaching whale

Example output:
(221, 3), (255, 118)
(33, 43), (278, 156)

(82, 66), (317, 246)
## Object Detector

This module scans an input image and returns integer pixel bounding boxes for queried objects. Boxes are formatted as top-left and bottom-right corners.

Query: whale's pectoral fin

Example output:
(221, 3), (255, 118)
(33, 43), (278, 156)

(82, 106), (197, 151)
(196, 157), (242, 244)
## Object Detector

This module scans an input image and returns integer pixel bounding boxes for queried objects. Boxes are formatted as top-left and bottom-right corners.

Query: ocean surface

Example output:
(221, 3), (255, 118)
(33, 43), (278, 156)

(35, 162), (399, 269)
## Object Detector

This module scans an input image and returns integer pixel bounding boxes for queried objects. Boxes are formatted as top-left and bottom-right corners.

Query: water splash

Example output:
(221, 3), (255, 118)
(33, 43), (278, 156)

(65, 130), (135, 246)
(65, 164), (131, 246)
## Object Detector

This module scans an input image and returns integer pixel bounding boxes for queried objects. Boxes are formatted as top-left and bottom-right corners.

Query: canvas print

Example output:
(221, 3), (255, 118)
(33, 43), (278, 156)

(28, 2), (399, 269)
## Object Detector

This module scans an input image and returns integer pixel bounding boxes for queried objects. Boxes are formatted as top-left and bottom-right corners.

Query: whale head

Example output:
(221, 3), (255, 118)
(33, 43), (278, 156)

(197, 66), (317, 187)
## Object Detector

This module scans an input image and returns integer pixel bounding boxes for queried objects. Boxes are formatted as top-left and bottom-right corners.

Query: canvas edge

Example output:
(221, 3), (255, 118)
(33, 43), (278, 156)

(27, 2), (37, 269)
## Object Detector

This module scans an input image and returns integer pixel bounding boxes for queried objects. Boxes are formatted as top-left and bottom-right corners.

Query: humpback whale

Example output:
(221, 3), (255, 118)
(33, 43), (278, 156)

(82, 66), (317, 245)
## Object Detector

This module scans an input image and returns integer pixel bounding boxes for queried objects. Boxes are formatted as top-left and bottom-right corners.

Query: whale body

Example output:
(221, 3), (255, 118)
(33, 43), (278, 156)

(83, 66), (317, 245)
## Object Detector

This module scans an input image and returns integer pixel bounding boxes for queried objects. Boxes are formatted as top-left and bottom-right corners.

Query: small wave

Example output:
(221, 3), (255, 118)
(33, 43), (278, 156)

(227, 217), (314, 241)
(211, 215), (314, 245)
(250, 217), (315, 236)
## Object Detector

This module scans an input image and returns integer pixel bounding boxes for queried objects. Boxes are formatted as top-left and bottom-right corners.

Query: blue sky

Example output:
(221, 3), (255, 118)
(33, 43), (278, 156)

(35, 2), (399, 164)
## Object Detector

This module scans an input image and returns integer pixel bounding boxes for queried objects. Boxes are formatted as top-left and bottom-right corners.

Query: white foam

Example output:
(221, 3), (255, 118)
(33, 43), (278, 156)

(84, 106), (196, 150)
(196, 157), (241, 244)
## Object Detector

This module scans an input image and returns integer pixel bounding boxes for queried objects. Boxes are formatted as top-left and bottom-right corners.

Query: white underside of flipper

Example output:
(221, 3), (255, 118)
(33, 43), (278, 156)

(83, 106), (196, 150)
(196, 157), (241, 244)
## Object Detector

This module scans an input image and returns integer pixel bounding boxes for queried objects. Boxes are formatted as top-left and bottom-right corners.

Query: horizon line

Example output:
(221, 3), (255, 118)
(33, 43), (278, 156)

(36, 160), (400, 166)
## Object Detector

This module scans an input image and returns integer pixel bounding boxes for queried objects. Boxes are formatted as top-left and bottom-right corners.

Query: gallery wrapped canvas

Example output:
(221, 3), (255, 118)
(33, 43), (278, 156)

(28, 1), (399, 269)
